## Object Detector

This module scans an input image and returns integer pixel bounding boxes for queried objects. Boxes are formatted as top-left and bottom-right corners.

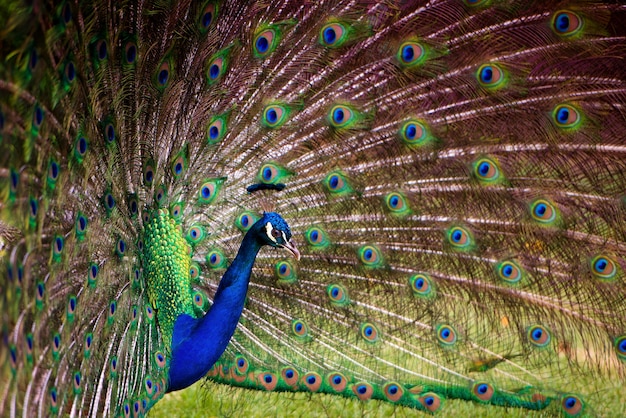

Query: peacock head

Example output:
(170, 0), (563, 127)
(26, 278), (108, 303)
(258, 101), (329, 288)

(258, 212), (300, 260)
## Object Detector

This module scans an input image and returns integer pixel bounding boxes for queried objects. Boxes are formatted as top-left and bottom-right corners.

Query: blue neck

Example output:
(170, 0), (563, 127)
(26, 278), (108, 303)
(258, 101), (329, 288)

(167, 229), (262, 392)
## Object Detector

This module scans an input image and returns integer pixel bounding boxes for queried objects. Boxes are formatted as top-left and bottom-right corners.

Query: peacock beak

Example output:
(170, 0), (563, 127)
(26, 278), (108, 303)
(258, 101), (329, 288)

(280, 240), (300, 261)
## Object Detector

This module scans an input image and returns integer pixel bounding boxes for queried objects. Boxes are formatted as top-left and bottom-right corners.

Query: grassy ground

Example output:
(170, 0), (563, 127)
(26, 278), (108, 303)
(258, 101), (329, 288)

(150, 377), (626, 417)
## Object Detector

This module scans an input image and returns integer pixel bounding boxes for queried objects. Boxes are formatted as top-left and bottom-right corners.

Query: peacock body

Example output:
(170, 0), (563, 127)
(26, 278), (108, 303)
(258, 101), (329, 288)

(1, 0), (626, 416)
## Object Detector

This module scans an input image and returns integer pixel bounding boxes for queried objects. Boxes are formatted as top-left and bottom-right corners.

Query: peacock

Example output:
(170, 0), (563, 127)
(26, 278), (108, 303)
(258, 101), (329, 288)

(1, 0), (626, 416)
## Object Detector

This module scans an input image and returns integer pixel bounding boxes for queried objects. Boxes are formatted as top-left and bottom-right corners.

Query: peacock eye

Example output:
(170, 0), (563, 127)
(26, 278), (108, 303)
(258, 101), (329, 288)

(272, 228), (281, 238)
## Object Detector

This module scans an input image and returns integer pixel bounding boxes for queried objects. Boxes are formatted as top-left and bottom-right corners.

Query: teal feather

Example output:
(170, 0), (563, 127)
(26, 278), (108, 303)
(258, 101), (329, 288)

(1, 1), (626, 417)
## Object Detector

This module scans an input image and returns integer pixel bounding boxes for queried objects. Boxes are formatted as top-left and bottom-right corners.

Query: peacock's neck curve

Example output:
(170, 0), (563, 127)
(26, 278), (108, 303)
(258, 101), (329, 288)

(167, 226), (263, 392)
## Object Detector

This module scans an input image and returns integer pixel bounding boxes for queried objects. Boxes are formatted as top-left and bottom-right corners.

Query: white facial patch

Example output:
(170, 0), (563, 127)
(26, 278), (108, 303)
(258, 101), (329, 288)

(265, 222), (277, 243)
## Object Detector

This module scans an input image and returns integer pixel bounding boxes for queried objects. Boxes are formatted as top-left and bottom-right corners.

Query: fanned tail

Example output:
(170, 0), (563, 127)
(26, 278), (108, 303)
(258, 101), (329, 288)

(1, 0), (626, 417)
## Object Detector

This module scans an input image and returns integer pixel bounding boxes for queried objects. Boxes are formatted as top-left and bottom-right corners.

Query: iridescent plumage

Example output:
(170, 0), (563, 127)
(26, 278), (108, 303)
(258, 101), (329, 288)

(1, 0), (626, 416)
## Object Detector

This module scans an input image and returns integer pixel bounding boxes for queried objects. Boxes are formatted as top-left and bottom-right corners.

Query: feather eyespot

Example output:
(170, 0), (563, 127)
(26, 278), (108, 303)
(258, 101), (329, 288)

(186, 224), (205, 244)
(590, 255), (618, 280)
(49, 387), (59, 414)
(52, 332), (61, 351)
(190, 263), (201, 281)
(446, 225), (474, 250)
(418, 392), (442, 412)
(207, 116), (227, 143)
(615, 336), (626, 361)
(198, 181), (217, 204)
(328, 105), (354, 128)
(327, 284), (349, 307)
(199, 3), (216, 31)
(561, 395), (583, 416)
(108, 300), (117, 318)
(319, 23), (346, 48)
(75, 213), (88, 239)
(360, 322), (380, 343)
(472, 382), (495, 401)
(48, 160), (60, 184)
(53, 235), (64, 261)
(156, 61), (170, 87)
(36, 281), (45, 307)
(144, 376), (155, 396)
(61, 3), (72, 24)
(104, 123), (115, 143)
(262, 104), (288, 128)
(291, 319), (309, 339)
(95, 40), (107, 60)
(74, 136), (88, 161)
(154, 351), (166, 368)
(171, 152), (187, 178)
(552, 104), (581, 129)
(552, 11), (582, 37)
(9, 344), (17, 371)
(254, 29), (278, 57)
(258, 162), (290, 185)
(234, 356), (248, 375)
(67, 295), (77, 318)
(235, 211), (258, 232)
(29, 49), (38, 70)
(115, 238), (127, 257)
(143, 160), (155, 186)
(384, 382), (404, 402)
(87, 263), (98, 288)
(209, 59), (221, 79)
(529, 199), (559, 224)
(154, 185), (168, 207)
(193, 291), (207, 310)
(275, 260), (297, 283)
(352, 383), (373, 400)
(258, 372), (277, 390)
(328, 373), (347, 392)
(145, 304), (155, 321)
(9, 169), (18, 194)
(302, 372), (322, 391)
(397, 41), (426, 67)
(73, 372), (82, 394)
(473, 157), (502, 184)
(477, 63), (507, 89)
(385, 192), (410, 216)
(65, 61), (76, 83)
(328, 173), (343, 190)
(84, 332), (93, 358)
(124, 41), (137, 64)
(358, 245), (382, 267)
(386, 193), (402, 209)
(496, 259), (523, 284)
(282, 367), (299, 386)
(409, 273), (435, 298)
(110, 356), (118, 377)
(324, 171), (352, 195)
(207, 248), (227, 268)
(436, 324), (458, 346)
(33, 105), (44, 128)
(207, 55), (227, 83)
(305, 226), (329, 248)
(399, 119), (435, 147)
(29, 197), (38, 219)
(127, 194), (139, 218)
(527, 325), (551, 347)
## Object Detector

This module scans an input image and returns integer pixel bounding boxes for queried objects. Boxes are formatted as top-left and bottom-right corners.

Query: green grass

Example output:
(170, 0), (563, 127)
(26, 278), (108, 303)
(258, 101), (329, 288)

(150, 377), (626, 417)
